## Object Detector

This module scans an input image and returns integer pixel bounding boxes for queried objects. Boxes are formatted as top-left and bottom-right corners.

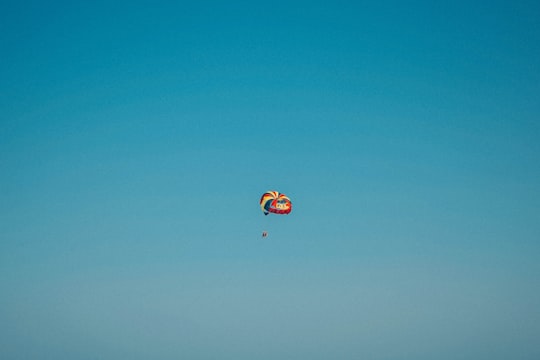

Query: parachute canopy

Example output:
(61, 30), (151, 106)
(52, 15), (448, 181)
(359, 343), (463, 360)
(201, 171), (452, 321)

(260, 191), (292, 215)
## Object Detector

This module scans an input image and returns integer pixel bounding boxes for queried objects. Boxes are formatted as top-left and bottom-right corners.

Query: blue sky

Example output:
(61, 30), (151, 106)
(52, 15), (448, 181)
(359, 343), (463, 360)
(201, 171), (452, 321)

(2, 1), (540, 359)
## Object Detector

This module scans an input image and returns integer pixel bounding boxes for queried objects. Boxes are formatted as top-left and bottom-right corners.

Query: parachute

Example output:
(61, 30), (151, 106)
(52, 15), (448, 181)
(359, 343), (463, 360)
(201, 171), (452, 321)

(260, 191), (292, 215)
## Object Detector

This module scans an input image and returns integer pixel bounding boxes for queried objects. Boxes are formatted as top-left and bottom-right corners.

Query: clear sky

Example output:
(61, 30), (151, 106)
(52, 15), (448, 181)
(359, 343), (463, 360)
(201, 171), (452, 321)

(2, 1), (540, 359)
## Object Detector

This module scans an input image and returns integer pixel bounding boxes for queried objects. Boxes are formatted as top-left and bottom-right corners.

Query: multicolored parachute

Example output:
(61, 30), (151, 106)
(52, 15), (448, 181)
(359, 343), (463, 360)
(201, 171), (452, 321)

(260, 191), (292, 215)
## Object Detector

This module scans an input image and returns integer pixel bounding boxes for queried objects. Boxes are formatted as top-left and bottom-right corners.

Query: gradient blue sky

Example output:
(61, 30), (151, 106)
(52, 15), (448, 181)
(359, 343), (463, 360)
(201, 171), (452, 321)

(2, 1), (540, 359)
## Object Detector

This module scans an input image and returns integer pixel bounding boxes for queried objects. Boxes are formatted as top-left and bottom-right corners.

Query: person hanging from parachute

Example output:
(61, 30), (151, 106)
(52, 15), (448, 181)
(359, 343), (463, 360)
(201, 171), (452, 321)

(259, 190), (292, 238)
